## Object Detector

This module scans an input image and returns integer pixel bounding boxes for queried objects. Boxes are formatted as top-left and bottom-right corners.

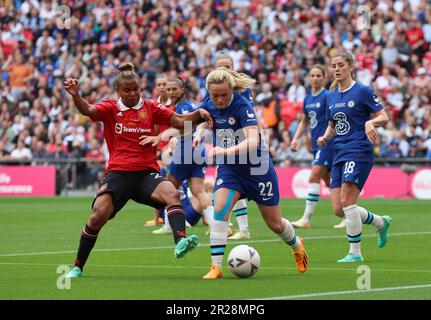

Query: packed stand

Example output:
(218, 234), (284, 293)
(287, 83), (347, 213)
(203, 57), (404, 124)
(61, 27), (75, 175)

(1, 0), (431, 190)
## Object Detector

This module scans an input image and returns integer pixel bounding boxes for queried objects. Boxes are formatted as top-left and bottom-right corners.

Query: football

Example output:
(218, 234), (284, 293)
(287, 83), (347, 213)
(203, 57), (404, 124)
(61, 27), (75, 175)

(227, 245), (261, 278)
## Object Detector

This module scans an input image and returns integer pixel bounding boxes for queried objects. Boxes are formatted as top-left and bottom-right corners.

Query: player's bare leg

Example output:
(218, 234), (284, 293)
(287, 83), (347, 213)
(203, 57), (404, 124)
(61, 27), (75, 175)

(67, 193), (114, 278)
(258, 204), (308, 273)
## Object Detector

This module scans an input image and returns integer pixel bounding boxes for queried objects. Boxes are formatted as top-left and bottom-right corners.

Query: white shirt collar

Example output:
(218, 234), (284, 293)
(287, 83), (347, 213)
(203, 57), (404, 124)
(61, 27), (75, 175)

(118, 98), (144, 111)
(338, 81), (356, 93)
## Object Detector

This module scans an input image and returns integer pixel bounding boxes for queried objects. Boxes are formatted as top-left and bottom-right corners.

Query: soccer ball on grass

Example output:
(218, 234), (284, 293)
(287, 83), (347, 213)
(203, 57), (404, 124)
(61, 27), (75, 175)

(227, 245), (260, 278)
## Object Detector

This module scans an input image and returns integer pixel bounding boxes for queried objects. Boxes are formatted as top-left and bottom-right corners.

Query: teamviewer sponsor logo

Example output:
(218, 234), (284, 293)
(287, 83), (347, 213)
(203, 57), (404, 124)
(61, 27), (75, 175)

(115, 123), (123, 134)
(115, 123), (152, 134)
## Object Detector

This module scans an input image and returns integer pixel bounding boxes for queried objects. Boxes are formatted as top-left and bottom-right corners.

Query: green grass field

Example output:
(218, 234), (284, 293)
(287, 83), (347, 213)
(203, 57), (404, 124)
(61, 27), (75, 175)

(0, 197), (430, 300)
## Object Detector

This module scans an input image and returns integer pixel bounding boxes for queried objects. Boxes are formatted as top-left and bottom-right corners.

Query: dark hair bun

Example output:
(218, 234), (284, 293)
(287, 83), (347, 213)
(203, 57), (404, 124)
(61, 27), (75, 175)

(118, 62), (135, 72)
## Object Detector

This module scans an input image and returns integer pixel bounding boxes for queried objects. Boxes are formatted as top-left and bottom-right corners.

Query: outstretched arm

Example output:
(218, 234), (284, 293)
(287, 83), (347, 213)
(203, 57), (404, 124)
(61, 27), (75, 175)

(169, 109), (213, 131)
(64, 78), (98, 118)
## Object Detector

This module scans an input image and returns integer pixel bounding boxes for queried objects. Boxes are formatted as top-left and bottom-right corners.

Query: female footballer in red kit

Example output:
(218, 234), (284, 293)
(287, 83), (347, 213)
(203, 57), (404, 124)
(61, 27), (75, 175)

(63, 62), (213, 278)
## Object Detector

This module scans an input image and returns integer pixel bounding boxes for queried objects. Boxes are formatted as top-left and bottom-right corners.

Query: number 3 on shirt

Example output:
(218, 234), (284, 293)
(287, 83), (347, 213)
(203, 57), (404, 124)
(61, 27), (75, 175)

(344, 161), (356, 174)
(334, 112), (350, 135)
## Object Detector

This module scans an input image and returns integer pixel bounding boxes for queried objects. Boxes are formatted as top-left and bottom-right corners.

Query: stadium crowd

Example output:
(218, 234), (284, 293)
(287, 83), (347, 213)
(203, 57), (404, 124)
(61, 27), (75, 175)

(1, 0), (431, 190)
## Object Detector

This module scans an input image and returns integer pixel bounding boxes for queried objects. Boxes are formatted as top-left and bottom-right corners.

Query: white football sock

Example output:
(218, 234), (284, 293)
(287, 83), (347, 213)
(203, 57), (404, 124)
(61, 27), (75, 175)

(343, 205), (362, 255)
(163, 209), (171, 229)
(202, 205), (214, 226)
(210, 220), (230, 269)
(303, 183), (320, 221)
(357, 206), (384, 229)
(232, 199), (249, 233)
(277, 218), (301, 251)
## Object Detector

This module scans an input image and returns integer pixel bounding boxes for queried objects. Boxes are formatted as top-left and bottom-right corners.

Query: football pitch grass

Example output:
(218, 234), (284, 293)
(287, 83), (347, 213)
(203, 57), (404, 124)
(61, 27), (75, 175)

(0, 197), (430, 300)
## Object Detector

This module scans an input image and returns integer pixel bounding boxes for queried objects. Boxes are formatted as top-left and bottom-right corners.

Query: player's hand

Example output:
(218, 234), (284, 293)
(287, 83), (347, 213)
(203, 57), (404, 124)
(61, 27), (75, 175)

(139, 135), (161, 147)
(317, 136), (327, 147)
(193, 133), (205, 148)
(199, 109), (213, 129)
(365, 120), (378, 144)
(168, 136), (178, 149)
(290, 138), (298, 152)
(64, 78), (80, 96)
(192, 136), (201, 148)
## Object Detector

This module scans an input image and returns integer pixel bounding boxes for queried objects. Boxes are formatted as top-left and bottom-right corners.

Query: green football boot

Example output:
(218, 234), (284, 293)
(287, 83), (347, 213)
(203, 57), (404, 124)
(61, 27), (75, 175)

(377, 216), (392, 248)
(65, 266), (82, 278)
(174, 234), (199, 258)
(337, 253), (364, 263)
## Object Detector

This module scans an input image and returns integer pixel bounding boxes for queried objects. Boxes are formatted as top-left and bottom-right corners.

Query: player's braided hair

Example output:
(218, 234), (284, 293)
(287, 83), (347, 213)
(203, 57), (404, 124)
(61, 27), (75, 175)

(115, 62), (140, 89)
(329, 51), (355, 90)
(206, 67), (256, 92)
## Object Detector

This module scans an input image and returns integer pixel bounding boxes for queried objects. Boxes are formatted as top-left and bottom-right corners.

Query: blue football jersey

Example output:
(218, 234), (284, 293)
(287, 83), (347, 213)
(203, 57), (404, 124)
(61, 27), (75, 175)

(326, 82), (383, 164)
(172, 100), (199, 162)
(175, 100), (197, 142)
(199, 92), (267, 172)
(175, 100), (197, 115)
(302, 88), (333, 152)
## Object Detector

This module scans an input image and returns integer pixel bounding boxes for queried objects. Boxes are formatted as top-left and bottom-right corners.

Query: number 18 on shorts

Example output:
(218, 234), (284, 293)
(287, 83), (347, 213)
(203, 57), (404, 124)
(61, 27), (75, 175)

(330, 161), (373, 191)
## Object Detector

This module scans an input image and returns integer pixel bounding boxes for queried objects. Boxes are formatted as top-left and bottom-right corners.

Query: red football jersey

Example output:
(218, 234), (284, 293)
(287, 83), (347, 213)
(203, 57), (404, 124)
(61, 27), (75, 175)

(90, 98), (174, 172)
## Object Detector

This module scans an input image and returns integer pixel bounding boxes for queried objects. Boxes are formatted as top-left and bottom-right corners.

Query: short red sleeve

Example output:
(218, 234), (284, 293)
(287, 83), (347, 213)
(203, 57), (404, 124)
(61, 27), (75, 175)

(90, 99), (116, 121)
(149, 100), (174, 126)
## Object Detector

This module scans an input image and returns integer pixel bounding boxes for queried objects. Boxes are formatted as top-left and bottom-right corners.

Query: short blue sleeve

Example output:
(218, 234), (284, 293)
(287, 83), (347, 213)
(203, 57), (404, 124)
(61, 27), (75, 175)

(238, 102), (258, 128)
(176, 101), (196, 114)
(241, 89), (254, 107)
(362, 86), (383, 113)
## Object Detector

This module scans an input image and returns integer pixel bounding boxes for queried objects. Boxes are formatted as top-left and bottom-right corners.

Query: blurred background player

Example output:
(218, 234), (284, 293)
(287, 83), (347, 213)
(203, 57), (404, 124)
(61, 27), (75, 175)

(290, 65), (344, 229)
(318, 51), (392, 263)
(142, 76), (215, 228)
(145, 75), (173, 227)
(196, 67), (308, 279)
(151, 144), (198, 234)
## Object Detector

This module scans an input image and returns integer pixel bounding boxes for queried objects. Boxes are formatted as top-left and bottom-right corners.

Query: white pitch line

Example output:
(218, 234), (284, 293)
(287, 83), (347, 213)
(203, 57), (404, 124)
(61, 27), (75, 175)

(0, 231), (430, 258)
(257, 284), (431, 300)
(1, 262), (431, 274)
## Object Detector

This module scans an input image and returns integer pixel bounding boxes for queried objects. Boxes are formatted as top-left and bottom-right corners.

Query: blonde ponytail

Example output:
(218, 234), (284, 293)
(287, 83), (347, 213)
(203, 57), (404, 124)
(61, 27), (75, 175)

(329, 80), (339, 91)
(206, 67), (255, 92)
